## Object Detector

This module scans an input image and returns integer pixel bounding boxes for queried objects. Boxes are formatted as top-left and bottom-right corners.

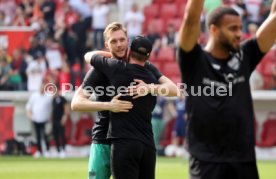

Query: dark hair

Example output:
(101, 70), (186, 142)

(130, 51), (149, 62)
(206, 6), (240, 29)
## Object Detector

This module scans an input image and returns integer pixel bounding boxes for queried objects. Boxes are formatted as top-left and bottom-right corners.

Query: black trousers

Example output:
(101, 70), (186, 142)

(52, 121), (66, 152)
(33, 121), (49, 153)
(111, 139), (156, 179)
(189, 155), (259, 179)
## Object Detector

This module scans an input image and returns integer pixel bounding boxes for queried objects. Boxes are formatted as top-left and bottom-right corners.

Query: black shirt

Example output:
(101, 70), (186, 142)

(177, 38), (265, 162)
(82, 68), (111, 144)
(90, 55), (161, 148)
(52, 95), (67, 122)
(83, 59), (162, 145)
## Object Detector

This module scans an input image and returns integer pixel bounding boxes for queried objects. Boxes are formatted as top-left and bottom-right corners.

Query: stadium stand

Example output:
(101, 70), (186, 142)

(257, 113), (276, 147)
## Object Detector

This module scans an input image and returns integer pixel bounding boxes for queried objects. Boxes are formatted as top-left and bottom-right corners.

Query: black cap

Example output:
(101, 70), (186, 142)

(130, 36), (152, 57)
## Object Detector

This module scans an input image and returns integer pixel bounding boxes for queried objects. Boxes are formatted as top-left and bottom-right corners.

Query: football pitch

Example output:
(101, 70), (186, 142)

(0, 157), (275, 179)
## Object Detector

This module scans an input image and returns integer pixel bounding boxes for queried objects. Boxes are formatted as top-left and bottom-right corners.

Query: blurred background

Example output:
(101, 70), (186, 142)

(0, 0), (276, 161)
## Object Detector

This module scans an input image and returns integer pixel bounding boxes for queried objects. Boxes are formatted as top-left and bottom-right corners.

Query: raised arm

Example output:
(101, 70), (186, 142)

(71, 86), (133, 113)
(84, 51), (112, 64)
(178, 0), (204, 52)
(256, 0), (276, 53)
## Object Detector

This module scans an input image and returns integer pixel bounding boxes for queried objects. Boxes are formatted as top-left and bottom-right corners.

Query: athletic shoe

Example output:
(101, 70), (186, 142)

(59, 151), (66, 159)
(33, 151), (41, 158)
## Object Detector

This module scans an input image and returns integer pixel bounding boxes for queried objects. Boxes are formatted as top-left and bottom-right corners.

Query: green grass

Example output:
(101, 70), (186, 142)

(0, 157), (275, 179)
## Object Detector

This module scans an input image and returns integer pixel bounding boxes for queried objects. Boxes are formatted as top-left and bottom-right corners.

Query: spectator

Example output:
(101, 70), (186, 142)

(19, 49), (33, 91)
(69, 0), (91, 20)
(124, 3), (144, 41)
(151, 97), (167, 151)
(26, 81), (53, 158)
(9, 49), (23, 90)
(162, 23), (178, 49)
(91, 0), (110, 50)
(232, 0), (248, 32)
(243, 23), (258, 40)
(244, 0), (262, 25)
(260, 0), (272, 23)
(0, 11), (9, 26)
(51, 86), (69, 158)
(71, 11), (91, 71)
(28, 37), (46, 59)
(0, 0), (16, 25)
(146, 23), (162, 56)
(117, 0), (133, 23)
(45, 36), (63, 71)
(172, 96), (186, 148)
(26, 51), (47, 92)
(12, 6), (29, 26)
(40, 0), (56, 35)
(0, 57), (11, 90)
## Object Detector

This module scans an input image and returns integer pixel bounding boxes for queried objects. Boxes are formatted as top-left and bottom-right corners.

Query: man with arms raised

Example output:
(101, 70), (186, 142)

(178, 0), (276, 178)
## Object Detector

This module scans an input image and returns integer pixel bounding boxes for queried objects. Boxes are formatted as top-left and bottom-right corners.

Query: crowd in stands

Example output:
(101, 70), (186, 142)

(0, 0), (275, 91)
(0, 0), (113, 91)
(144, 0), (276, 89)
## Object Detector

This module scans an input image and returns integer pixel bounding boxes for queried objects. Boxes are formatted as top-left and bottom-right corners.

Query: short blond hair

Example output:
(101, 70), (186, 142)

(103, 22), (128, 41)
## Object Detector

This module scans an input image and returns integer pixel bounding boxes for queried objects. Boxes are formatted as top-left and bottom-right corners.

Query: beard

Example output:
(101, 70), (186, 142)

(218, 32), (240, 53)
(222, 40), (240, 53)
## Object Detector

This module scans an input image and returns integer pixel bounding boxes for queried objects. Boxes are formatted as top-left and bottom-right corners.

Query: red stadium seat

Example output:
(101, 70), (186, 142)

(175, 0), (187, 7)
(262, 75), (274, 90)
(257, 115), (276, 147)
(257, 112), (276, 147)
(177, 2), (187, 18)
(153, 0), (175, 7)
(151, 61), (164, 72)
(69, 113), (93, 146)
(162, 62), (180, 77)
(143, 4), (159, 19)
(261, 49), (276, 63)
(170, 76), (182, 84)
(262, 61), (275, 76)
(156, 47), (176, 61)
(147, 18), (165, 35)
(166, 18), (182, 31)
(59, 71), (70, 91)
(160, 4), (178, 22)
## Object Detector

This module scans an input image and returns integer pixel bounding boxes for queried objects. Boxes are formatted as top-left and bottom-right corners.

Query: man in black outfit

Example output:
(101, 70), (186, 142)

(177, 0), (276, 179)
(52, 86), (69, 158)
(87, 36), (178, 179)
(72, 22), (178, 179)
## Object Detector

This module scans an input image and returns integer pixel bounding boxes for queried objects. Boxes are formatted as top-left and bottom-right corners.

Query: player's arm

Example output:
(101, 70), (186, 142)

(129, 77), (180, 99)
(144, 62), (180, 97)
(84, 51), (118, 78)
(71, 86), (133, 113)
(178, 0), (204, 52)
(155, 76), (180, 97)
(84, 51), (112, 64)
(255, 0), (276, 53)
